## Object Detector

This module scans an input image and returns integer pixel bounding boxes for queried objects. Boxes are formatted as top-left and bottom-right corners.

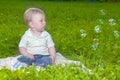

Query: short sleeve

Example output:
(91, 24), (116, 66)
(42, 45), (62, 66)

(18, 35), (28, 48)
(46, 34), (55, 48)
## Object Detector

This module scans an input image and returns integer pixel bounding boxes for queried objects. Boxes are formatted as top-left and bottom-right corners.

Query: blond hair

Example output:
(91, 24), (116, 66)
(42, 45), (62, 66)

(24, 8), (45, 26)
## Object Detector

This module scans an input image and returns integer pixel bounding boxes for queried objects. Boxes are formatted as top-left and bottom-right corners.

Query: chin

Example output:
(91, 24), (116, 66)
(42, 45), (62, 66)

(41, 29), (45, 32)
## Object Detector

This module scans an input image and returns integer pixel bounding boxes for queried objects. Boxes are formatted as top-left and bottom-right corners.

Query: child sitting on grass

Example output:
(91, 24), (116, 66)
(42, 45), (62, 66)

(17, 8), (56, 68)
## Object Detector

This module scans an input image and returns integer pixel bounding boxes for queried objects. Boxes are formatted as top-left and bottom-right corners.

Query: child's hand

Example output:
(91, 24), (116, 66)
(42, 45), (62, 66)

(27, 54), (35, 61)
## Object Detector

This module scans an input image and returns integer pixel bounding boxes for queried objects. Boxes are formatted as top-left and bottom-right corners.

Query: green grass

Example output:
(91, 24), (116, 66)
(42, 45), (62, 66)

(0, 1), (120, 79)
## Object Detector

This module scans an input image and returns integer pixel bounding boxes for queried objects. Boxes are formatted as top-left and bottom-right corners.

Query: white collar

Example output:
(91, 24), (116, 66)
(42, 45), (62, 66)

(25, 28), (48, 38)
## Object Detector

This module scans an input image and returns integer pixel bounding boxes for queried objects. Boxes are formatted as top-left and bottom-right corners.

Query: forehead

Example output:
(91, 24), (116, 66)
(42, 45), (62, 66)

(32, 13), (45, 19)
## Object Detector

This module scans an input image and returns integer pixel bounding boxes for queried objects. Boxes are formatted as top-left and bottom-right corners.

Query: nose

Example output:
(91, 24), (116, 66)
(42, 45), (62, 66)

(43, 20), (46, 24)
(42, 21), (46, 26)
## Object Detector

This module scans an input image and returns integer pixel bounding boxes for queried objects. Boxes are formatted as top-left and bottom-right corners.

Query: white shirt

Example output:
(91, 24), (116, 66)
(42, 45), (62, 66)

(19, 29), (55, 55)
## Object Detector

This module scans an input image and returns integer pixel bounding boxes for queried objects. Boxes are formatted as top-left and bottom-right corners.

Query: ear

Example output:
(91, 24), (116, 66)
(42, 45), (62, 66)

(29, 21), (34, 28)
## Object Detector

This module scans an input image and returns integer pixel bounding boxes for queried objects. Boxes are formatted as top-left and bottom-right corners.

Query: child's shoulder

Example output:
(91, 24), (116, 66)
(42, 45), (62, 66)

(42, 30), (51, 36)
(43, 30), (50, 34)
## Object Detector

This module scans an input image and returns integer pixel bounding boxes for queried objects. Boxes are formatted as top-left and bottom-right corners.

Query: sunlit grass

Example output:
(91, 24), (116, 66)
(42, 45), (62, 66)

(0, 1), (120, 76)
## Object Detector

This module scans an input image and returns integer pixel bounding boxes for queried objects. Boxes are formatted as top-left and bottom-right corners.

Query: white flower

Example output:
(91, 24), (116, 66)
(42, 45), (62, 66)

(109, 18), (114, 23)
(98, 64), (104, 70)
(100, 9), (106, 15)
(114, 30), (119, 38)
(95, 25), (101, 33)
(80, 29), (87, 37)
(80, 29), (86, 33)
(92, 44), (98, 50)
(81, 33), (87, 37)
(109, 18), (116, 26)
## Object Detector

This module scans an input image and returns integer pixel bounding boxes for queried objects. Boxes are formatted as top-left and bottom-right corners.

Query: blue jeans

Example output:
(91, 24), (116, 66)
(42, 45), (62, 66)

(17, 54), (51, 68)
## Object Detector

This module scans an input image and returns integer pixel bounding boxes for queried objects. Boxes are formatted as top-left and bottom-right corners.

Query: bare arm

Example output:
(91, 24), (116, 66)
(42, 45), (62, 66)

(19, 47), (35, 60)
(48, 46), (56, 65)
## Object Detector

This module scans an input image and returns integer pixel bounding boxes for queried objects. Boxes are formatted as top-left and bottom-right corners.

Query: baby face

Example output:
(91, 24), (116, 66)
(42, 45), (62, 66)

(30, 13), (46, 32)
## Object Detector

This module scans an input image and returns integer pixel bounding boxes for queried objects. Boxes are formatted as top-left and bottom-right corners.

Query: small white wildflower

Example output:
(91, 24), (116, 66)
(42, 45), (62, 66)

(109, 18), (116, 26)
(114, 30), (119, 38)
(92, 44), (98, 50)
(80, 29), (87, 38)
(98, 64), (104, 70)
(81, 33), (87, 37)
(95, 25), (101, 33)
(100, 9), (106, 15)
(36, 66), (41, 71)
(80, 29), (86, 33)
(109, 18), (114, 22)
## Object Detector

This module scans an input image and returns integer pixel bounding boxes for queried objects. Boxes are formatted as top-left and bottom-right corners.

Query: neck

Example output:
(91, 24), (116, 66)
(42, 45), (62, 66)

(30, 28), (43, 37)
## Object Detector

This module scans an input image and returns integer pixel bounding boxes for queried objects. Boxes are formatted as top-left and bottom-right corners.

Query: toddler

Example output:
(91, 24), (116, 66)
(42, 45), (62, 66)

(17, 8), (56, 68)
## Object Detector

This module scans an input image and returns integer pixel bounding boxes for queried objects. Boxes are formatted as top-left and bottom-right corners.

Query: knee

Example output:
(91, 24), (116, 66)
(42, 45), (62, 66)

(17, 56), (32, 65)
(41, 57), (51, 68)
(42, 57), (51, 64)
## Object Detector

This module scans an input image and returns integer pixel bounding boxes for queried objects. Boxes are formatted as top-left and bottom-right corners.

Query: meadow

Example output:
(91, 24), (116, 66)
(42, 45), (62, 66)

(0, 0), (120, 79)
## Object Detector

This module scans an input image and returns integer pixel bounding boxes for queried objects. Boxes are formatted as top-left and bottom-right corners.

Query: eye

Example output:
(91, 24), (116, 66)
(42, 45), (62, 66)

(40, 20), (43, 22)
(40, 20), (42, 22)
(40, 19), (46, 23)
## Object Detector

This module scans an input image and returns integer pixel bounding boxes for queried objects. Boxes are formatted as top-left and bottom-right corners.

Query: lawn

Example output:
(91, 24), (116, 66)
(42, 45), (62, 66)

(0, 0), (120, 79)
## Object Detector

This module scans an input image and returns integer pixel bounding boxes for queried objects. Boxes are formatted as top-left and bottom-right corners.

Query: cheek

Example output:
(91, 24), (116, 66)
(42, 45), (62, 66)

(42, 22), (46, 26)
(42, 24), (46, 27)
(35, 22), (41, 26)
(30, 21), (36, 27)
(42, 23), (46, 26)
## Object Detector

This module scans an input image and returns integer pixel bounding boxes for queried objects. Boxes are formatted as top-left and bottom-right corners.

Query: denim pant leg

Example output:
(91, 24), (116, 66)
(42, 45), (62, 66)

(34, 55), (43, 66)
(40, 56), (52, 68)
(17, 56), (33, 65)
(34, 55), (51, 68)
